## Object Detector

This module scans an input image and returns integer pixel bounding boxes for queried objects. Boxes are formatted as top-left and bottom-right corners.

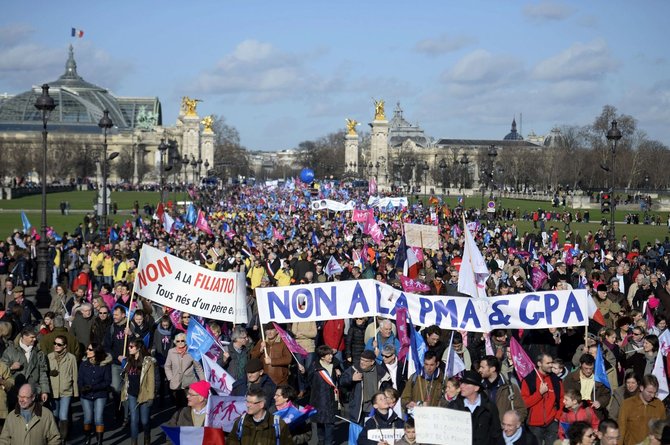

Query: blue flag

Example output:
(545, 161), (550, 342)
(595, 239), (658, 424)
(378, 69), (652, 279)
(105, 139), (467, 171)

(594, 346), (611, 390)
(185, 204), (197, 225)
(109, 228), (119, 242)
(348, 422), (363, 443)
(394, 235), (407, 270)
(143, 332), (151, 349)
(186, 319), (215, 362)
(311, 232), (319, 247)
(21, 212), (31, 233)
(408, 316), (426, 375)
(245, 234), (255, 249)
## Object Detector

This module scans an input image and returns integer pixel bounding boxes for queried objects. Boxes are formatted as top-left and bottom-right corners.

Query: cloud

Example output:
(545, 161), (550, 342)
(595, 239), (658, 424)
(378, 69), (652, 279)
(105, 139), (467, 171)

(0, 24), (34, 48)
(440, 49), (524, 97)
(523, 1), (575, 22)
(414, 33), (474, 56)
(532, 39), (618, 81)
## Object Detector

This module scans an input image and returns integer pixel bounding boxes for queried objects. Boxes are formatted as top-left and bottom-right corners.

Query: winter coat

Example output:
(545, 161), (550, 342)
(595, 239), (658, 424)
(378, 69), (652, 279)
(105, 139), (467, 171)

(46, 352), (78, 398)
(152, 325), (174, 367)
(222, 345), (249, 381)
(0, 361), (15, 419)
(38, 327), (80, 359)
(227, 411), (292, 445)
(340, 363), (391, 423)
(322, 319), (345, 351)
(401, 370), (444, 408)
(0, 342), (50, 395)
(357, 410), (404, 445)
(103, 318), (127, 365)
(230, 374), (276, 409)
(521, 370), (564, 428)
(291, 322), (317, 353)
(308, 360), (340, 424)
(0, 403), (60, 445)
(164, 348), (204, 390)
(69, 313), (94, 354)
(482, 374), (528, 422)
(250, 337), (292, 386)
(121, 356), (156, 404)
(77, 354), (112, 401)
(557, 403), (599, 439)
(494, 427), (539, 445)
(345, 322), (367, 364)
(448, 393), (503, 445)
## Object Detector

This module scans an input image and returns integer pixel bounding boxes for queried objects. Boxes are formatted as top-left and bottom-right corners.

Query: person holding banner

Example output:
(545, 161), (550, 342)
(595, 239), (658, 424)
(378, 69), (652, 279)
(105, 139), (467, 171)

(250, 324), (292, 386)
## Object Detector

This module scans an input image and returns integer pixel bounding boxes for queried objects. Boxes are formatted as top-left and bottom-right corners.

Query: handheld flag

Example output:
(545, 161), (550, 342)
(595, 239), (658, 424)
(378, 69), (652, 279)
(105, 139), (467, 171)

(509, 336), (535, 380)
(443, 333), (466, 378)
(272, 322), (309, 358)
(348, 422), (363, 443)
(161, 426), (225, 445)
(202, 354), (236, 396)
(195, 210), (213, 236)
(408, 317), (426, 376)
(186, 204), (198, 224)
(652, 347), (669, 400)
(20, 212), (31, 233)
(206, 395), (246, 431)
(458, 219), (489, 299)
(186, 319), (215, 361)
(594, 346), (610, 390)
(396, 307), (410, 362)
(325, 256), (343, 276)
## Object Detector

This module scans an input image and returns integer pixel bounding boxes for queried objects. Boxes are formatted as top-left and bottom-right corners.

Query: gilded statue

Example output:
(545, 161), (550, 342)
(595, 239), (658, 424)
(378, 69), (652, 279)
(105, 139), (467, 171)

(181, 96), (201, 117)
(201, 115), (214, 133)
(374, 98), (385, 120)
(345, 118), (359, 136)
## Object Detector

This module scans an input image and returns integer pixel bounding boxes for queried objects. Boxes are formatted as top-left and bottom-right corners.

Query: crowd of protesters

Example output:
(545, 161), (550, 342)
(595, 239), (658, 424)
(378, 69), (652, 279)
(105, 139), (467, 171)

(0, 179), (669, 445)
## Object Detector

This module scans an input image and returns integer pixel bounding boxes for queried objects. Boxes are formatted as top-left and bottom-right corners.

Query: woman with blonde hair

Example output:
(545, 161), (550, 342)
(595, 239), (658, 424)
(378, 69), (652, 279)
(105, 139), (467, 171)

(164, 332), (203, 409)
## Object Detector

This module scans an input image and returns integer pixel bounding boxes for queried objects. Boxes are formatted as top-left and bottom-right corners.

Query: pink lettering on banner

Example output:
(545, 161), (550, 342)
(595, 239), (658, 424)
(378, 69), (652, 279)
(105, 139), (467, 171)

(352, 209), (369, 223)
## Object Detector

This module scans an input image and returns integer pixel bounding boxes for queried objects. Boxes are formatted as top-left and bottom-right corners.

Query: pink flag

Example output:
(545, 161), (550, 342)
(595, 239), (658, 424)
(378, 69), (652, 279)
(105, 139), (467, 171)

(369, 176), (377, 196)
(510, 336), (535, 380)
(364, 211), (384, 244)
(531, 266), (548, 291)
(399, 275), (431, 293)
(647, 303), (657, 330)
(352, 209), (369, 223)
(484, 333), (494, 356)
(195, 210), (213, 235)
(272, 226), (285, 241)
(272, 322), (309, 357)
(396, 307), (410, 361)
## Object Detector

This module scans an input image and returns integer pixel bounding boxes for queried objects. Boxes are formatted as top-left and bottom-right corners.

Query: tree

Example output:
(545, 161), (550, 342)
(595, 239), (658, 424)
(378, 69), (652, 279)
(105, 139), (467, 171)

(210, 114), (249, 181)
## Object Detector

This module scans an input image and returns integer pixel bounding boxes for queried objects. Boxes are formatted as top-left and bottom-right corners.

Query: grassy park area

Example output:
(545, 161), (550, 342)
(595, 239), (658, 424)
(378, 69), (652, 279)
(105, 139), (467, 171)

(0, 191), (667, 246)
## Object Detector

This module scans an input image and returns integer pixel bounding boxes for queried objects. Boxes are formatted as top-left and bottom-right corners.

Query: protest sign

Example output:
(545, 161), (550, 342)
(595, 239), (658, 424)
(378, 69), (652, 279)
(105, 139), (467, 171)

(310, 199), (355, 211)
(367, 196), (408, 208)
(404, 223), (440, 250)
(206, 395), (246, 432)
(414, 406), (472, 445)
(133, 245), (247, 323)
(352, 209), (370, 222)
(367, 428), (404, 444)
(256, 279), (590, 332)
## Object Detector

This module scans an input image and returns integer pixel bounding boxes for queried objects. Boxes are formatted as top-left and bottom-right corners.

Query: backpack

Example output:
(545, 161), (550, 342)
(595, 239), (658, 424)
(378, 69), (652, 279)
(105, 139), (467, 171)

(236, 413), (281, 445)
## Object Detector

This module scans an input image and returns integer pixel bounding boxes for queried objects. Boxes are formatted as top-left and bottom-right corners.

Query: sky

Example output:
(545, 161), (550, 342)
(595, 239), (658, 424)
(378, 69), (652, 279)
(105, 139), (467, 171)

(1, 1), (669, 151)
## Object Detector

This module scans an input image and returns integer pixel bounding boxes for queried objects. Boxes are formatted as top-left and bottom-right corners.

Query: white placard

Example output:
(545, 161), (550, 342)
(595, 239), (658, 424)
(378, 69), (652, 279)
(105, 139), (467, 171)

(414, 406), (472, 445)
(404, 223), (440, 250)
(367, 428), (404, 444)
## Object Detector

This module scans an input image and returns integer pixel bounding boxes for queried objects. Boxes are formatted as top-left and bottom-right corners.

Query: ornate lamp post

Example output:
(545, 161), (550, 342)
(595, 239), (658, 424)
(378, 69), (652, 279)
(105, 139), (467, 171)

(34, 84), (56, 286)
(197, 158), (203, 182)
(481, 145), (498, 209)
(422, 161), (429, 196)
(438, 158), (447, 193)
(606, 120), (622, 243)
(460, 153), (470, 191)
(408, 160), (416, 193)
(204, 159), (210, 176)
(190, 156), (197, 183)
(157, 139), (168, 203)
(98, 110), (115, 239)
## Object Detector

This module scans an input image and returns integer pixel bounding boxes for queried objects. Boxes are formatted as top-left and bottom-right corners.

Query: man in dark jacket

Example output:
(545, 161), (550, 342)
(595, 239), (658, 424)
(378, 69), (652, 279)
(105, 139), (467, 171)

(448, 370), (502, 445)
(231, 358), (276, 408)
(340, 350), (391, 424)
(227, 387), (292, 445)
(479, 355), (527, 422)
(357, 391), (404, 445)
(497, 410), (538, 445)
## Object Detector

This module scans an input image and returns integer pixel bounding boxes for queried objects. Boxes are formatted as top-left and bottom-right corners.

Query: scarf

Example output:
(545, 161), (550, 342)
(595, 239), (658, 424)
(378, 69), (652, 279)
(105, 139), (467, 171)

(19, 341), (33, 362)
(504, 427), (523, 445)
(175, 345), (187, 356)
(54, 347), (67, 364)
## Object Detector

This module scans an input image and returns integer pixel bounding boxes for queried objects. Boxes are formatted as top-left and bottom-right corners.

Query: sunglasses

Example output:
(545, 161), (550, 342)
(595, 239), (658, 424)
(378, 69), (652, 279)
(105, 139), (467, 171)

(54, 342), (66, 347)
(182, 315), (191, 319)
(128, 345), (137, 349)
(175, 340), (186, 343)
(382, 354), (394, 358)
(99, 312), (109, 315)
(87, 347), (94, 351)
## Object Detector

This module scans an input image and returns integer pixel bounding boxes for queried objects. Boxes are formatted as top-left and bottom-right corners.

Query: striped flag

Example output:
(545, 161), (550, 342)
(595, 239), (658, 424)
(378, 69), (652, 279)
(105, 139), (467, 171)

(71, 28), (84, 38)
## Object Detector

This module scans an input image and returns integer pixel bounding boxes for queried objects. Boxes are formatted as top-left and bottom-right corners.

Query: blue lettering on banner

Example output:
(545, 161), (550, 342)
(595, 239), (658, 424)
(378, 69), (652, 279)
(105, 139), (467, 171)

(314, 286), (336, 317)
(419, 298), (432, 324)
(544, 294), (559, 324)
(489, 300), (511, 326)
(267, 290), (291, 320)
(461, 300), (481, 329)
(348, 282), (370, 314)
(519, 294), (542, 325)
(292, 288), (313, 319)
(434, 299), (458, 328)
(563, 292), (584, 324)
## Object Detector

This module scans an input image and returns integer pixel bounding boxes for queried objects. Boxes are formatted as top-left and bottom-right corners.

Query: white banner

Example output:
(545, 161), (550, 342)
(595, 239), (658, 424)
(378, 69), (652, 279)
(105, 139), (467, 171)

(367, 428), (404, 444)
(414, 407), (472, 445)
(310, 199), (355, 211)
(256, 279), (590, 332)
(133, 245), (247, 323)
(404, 223), (440, 250)
(206, 395), (246, 432)
(367, 196), (408, 208)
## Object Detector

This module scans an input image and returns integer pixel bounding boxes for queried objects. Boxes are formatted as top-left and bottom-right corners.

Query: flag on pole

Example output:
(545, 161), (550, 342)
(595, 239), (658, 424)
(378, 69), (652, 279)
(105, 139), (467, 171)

(195, 210), (213, 236)
(396, 307), (410, 362)
(587, 295), (606, 326)
(458, 220), (489, 299)
(509, 336), (535, 380)
(652, 347), (669, 400)
(408, 316), (426, 377)
(202, 354), (236, 396)
(20, 212), (31, 233)
(161, 426), (225, 445)
(70, 28), (84, 38)
(404, 247), (421, 279)
(325, 256), (343, 276)
(399, 275), (430, 293)
(443, 333), (466, 378)
(272, 322), (309, 357)
(163, 212), (175, 233)
(185, 204), (198, 224)
(186, 319), (215, 361)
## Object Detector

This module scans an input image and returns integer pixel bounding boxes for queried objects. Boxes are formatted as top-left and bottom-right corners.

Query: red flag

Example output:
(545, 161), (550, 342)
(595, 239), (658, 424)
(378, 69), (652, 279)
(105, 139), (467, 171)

(154, 202), (165, 222)
(510, 336), (535, 380)
(587, 295), (606, 326)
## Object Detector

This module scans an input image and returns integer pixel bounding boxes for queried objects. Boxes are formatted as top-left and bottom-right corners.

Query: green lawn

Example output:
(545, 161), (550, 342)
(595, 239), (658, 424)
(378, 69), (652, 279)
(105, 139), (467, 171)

(2, 191), (668, 246)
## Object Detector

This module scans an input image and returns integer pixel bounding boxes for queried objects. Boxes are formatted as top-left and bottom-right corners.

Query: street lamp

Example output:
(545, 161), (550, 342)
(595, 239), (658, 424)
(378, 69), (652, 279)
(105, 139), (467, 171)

(460, 153), (470, 191)
(438, 158), (447, 193)
(197, 158), (203, 182)
(98, 110), (114, 239)
(348, 161), (357, 175)
(34, 84), (56, 286)
(190, 156), (197, 183)
(606, 120), (622, 244)
(422, 161), (429, 196)
(408, 160), (416, 193)
(158, 139), (168, 203)
(204, 159), (210, 176)
(481, 145), (498, 209)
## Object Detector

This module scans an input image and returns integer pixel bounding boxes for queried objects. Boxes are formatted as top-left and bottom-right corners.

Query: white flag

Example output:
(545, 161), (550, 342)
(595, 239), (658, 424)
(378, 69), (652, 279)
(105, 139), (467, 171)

(202, 354), (236, 396)
(652, 348), (669, 401)
(458, 221), (490, 299)
(206, 395), (246, 431)
(325, 255), (343, 276)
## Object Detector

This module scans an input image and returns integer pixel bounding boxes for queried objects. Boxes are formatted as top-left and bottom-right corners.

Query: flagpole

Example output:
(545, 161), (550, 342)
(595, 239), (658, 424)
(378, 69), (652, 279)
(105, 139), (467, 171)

(260, 323), (269, 359)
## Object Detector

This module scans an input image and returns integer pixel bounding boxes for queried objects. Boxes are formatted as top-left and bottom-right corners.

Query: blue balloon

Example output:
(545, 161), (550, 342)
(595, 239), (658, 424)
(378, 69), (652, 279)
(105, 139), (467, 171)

(300, 168), (315, 183)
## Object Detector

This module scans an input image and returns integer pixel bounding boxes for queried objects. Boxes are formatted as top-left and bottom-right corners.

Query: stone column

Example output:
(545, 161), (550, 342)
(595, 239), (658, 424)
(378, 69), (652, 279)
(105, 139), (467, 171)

(344, 133), (359, 174)
(201, 130), (215, 177)
(369, 119), (389, 190)
(177, 115), (201, 183)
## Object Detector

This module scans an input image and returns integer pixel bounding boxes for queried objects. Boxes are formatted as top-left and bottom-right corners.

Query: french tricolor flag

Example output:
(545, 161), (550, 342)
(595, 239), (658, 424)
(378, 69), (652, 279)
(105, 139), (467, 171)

(71, 28), (84, 38)
(161, 426), (225, 445)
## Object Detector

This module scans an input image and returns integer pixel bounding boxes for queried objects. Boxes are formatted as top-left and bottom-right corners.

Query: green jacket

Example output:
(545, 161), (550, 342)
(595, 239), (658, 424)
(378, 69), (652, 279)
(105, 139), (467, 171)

(227, 411), (292, 445)
(0, 342), (50, 396)
(121, 356), (155, 404)
(0, 403), (60, 445)
(46, 352), (78, 398)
